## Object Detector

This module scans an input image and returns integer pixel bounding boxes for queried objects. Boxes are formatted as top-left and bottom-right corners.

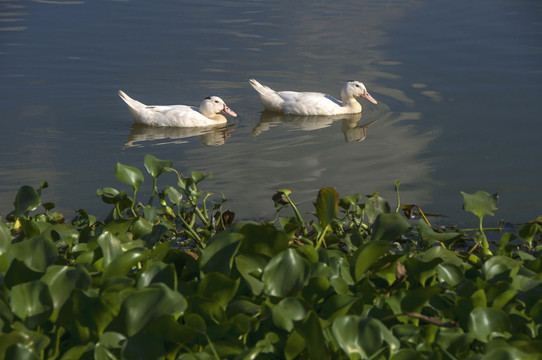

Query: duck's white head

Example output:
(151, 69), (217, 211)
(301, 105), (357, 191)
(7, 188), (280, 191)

(199, 96), (238, 118)
(342, 81), (378, 104)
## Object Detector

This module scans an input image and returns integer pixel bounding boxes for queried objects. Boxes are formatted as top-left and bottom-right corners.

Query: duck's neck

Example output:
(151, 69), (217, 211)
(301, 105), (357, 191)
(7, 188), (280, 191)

(203, 112), (227, 123)
(340, 90), (362, 113)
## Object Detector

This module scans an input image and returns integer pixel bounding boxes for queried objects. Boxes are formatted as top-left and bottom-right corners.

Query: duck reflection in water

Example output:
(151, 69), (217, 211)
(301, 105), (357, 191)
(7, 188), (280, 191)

(252, 112), (377, 143)
(124, 123), (235, 148)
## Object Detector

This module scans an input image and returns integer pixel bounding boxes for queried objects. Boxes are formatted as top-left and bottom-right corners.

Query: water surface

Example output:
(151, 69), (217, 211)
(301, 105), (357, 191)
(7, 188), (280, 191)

(1, 0), (541, 227)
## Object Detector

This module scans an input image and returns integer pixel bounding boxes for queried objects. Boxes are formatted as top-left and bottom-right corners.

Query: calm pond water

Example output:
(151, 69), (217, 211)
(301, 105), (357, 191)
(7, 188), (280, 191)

(1, 0), (541, 228)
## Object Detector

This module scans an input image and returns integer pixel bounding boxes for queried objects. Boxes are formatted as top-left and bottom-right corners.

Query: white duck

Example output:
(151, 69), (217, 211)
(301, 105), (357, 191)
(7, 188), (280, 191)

(118, 90), (237, 127)
(249, 79), (378, 116)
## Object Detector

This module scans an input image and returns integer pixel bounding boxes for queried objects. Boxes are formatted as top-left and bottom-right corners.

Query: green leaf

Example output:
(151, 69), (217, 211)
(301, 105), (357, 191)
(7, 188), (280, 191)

(97, 231), (123, 268)
(115, 162), (144, 191)
(10, 280), (53, 329)
(112, 283), (187, 336)
(239, 222), (290, 258)
(418, 220), (461, 245)
(468, 307), (511, 343)
(315, 187), (339, 227)
(41, 265), (91, 321)
(137, 262), (177, 290)
(0, 221), (11, 256)
(461, 190), (498, 219)
(332, 316), (398, 359)
(371, 213), (410, 242)
(144, 154), (173, 179)
(166, 186), (183, 205)
(102, 249), (148, 281)
(191, 171), (211, 184)
(263, 249), (311, 297)
(235, 254), (266, 295)
(437, 263), (464, 288)
(8, 237), (57, 273)
(197, 272), (240, 307)
(482, 255), (522, 282)
(123, 332), (165, 360)
(14, 185), (41, 217)
(401, 286), (442, 313)
(296, 311), (328, 360)
(519, 220), (542, 247)
(351, 241), (393, 282)
(200, 230), (244, 275)
(272, 297), (307, 331)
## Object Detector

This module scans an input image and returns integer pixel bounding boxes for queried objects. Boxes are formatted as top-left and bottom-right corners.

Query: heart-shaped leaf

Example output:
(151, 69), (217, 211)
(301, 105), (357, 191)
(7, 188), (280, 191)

(272, 297), (306, 331)
(461, 191), (498, 219)
(371, 213), (410, 242)
(351, 241), (393, 282)
(144, 154), (173, 179)
(315, 187), (339, 227)
(13, 185), (41, 218)
(113, 283), (187, 336)
(115, 162), (144, 192)
(263, 249), (310, 297)
(332, 316), (398, 359)
(10, 280), (53, 329)
(468, 307), (511, 342)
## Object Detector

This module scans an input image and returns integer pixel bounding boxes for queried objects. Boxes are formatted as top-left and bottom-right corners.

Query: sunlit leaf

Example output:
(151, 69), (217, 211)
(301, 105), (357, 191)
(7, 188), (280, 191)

(97, 231), (123, 268)
(0, 221), (11, 256)
(482, 255), (522, 282)
(263, 249), (310, 297)
(468, 307), (511, 343)
(191, 171), (211, 184)
(461, 190), (498, 219)
(332, 316), (398, 359)
(115, 162), (144, 192)
(137, 262), (177, 290)
(519, 220), (542, 247)
(418, 220), (461, 245)
(437, 263), (464, 287)
(143, 154), (173, 179)
(165, 186), (183, 205)
(14, 185), (41, 217)
(102, 249), (148, 281)
(315, 187), (339, 227)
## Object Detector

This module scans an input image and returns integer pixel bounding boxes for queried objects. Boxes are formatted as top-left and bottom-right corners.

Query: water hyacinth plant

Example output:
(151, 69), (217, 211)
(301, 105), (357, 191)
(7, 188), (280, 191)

(0, 155), (541, 359)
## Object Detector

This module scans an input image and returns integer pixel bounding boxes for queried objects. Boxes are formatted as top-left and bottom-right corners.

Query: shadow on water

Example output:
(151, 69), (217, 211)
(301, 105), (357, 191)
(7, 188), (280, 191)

(252, 112), (377, 143)
(124, 123), (236, 148)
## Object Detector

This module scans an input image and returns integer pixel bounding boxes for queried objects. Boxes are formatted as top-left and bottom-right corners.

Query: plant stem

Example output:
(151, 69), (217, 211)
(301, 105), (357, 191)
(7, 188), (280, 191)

(283, 193), (308, 236)
(315, 224), (330, 250)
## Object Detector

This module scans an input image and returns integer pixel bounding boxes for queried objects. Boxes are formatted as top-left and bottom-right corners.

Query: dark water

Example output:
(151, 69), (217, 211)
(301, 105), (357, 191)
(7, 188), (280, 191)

(1, 0), (541, 228)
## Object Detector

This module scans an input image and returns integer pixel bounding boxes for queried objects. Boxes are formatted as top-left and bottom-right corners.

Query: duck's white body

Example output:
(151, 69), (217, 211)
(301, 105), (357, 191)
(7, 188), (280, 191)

(249, 79), (377, 116)
(118, 90), (237, 127)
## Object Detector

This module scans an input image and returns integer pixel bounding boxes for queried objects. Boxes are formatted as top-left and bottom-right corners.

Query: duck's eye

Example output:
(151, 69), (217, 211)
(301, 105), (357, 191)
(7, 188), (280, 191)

(214, 100), (219, 103)
(355, 84), (360, 88)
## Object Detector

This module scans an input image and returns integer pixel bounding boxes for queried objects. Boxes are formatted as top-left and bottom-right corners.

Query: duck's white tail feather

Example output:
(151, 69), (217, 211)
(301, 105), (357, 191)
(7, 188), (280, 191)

(248, 79), (284, 112)
(249, 79), (275, 96)
(118, 90), (147, 111)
